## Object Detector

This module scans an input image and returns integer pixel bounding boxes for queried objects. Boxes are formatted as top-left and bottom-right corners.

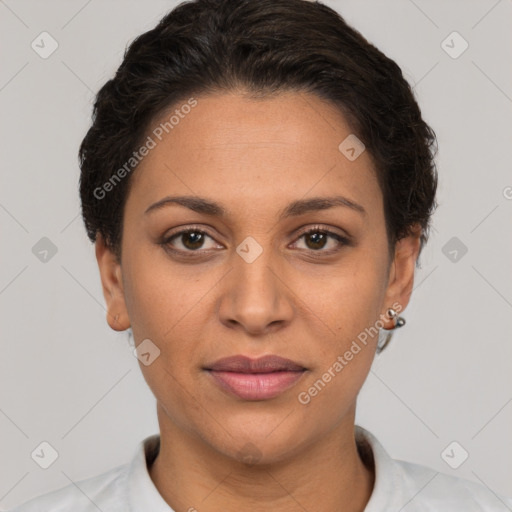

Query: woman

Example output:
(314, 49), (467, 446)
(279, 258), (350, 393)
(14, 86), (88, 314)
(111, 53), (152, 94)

(11, 0), (512, 510)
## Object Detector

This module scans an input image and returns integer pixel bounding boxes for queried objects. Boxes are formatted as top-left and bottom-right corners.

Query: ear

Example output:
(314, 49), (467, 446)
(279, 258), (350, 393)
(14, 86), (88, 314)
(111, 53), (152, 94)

(381, 225), (422, 328)
(95, 235), (130, 331)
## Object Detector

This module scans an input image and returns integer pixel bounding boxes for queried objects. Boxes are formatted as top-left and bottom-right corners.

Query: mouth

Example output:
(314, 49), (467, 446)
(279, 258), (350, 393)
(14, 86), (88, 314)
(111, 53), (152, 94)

(204, 355), (307, 401)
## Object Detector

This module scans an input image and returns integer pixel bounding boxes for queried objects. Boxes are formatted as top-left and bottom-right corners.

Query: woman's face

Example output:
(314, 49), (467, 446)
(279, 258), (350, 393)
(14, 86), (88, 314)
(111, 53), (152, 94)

(97, 91), (419, 463)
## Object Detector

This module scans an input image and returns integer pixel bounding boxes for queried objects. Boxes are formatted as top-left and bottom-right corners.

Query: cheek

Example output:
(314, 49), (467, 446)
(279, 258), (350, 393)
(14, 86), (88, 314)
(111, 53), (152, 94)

(295, 345), (374, 436)
(316, 255), (387, 342)
(121, 256), (206, 414)
(121, 249), (216, 387)
(294, 264), (384, 425)
(122, 246), (200, 338)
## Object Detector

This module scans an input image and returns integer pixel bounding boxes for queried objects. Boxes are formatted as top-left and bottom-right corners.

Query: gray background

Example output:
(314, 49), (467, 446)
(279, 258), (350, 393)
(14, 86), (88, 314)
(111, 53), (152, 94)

(1, 0), (511, 508)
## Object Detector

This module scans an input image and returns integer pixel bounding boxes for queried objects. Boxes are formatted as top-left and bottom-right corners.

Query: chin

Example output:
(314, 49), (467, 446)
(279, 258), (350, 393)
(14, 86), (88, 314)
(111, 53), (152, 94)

(206, 416), (313, 466)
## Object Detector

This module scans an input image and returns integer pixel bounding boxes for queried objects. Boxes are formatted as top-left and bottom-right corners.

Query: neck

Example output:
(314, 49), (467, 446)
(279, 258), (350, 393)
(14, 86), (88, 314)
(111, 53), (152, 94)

(149, 404), (375, 512)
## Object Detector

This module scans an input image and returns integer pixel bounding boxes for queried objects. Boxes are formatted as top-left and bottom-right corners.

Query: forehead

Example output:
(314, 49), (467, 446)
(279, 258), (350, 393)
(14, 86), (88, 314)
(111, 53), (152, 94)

(127, 91), (381, 219)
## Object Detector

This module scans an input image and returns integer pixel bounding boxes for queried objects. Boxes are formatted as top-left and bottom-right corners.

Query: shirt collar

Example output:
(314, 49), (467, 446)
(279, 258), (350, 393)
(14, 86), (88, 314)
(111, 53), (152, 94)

(125, 426), (402, 511)
(126, 433), (174, 511)
(355, 425), (401, 510)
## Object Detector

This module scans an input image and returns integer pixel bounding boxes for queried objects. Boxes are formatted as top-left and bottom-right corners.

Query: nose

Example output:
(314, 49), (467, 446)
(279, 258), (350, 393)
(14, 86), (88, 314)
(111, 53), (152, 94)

(217, 245), (294, 336)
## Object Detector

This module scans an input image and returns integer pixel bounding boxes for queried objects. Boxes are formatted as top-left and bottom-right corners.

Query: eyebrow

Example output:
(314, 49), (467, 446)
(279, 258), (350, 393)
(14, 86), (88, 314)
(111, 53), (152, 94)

(144, 194), (366, 219)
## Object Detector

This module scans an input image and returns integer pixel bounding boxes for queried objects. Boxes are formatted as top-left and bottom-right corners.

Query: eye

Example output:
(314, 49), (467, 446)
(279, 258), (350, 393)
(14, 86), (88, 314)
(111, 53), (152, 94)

(292, 226), (350, 254)
(162, 227), (221, 253)
(160, 224), (351, 258)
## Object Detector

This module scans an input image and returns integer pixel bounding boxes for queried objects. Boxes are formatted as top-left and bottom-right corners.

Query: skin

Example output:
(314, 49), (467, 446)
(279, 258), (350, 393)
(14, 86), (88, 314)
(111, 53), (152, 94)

(96, 90), (421, 512)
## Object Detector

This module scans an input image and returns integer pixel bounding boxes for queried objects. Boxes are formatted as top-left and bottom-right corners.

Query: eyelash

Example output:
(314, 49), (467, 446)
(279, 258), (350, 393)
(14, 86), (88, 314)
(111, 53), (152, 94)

(160, 225), (351, 258)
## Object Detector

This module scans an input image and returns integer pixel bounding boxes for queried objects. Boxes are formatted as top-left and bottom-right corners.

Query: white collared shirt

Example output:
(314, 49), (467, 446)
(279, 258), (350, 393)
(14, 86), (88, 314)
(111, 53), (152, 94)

(9, 426), (512, 511)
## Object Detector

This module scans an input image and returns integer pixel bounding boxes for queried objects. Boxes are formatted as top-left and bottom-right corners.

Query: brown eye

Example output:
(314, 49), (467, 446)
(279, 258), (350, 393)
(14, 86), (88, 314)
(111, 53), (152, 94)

(180, 231), (206, 250)
(293, 227), (350, 254)
(163, 229), (219, 253)
(304, 231), (329, 250)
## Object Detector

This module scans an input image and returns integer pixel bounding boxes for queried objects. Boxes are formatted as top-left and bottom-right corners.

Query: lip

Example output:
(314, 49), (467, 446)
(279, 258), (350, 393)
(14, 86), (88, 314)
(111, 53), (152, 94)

(205, 355), (306, 373)
(204, 355), (307, 401)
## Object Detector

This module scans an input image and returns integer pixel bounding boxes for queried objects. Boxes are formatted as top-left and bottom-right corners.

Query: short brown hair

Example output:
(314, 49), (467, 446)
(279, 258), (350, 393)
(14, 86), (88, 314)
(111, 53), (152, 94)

(79, 0), (438, 263)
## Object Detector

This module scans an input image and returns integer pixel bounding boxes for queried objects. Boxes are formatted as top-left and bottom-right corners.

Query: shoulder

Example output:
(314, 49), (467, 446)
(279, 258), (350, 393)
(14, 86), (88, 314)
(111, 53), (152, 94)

(355, 426), (512, 511)
(8, 463), (129, 512)
(393, 458), (512, 511)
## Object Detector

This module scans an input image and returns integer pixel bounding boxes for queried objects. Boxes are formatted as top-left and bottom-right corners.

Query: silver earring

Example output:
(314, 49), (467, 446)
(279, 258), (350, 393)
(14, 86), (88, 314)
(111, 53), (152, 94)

(376, 308), (406, 354)
(126, 327), (134, 347)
